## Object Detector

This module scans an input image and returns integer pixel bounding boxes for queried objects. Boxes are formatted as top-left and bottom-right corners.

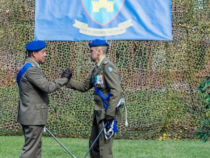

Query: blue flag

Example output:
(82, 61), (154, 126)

(35, 0), (172, 41)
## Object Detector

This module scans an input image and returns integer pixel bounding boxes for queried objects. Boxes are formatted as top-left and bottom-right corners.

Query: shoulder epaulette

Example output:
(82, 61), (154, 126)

(31, 64), (38, 68)
(103, 60), (109, 65)
(24, 62), (36, 68)
(29, 63), (38, 68)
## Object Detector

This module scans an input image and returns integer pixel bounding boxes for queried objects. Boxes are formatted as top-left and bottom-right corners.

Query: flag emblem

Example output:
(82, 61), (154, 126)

(81, 0), (125, 26)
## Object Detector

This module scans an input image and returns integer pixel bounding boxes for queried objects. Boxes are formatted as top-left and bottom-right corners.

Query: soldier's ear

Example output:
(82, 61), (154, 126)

(31, 51), (36, 58)
(32, 51), (39, 58)
(98, 48), (103, 55)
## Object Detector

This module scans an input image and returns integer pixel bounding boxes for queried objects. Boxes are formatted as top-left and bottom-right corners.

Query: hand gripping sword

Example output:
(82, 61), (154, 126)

(83, 98), (126, 158)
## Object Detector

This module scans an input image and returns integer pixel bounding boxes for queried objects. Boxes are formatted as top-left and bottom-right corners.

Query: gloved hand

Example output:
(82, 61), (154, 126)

(61, 68), (72, 80)
(105, 115), (114, 124)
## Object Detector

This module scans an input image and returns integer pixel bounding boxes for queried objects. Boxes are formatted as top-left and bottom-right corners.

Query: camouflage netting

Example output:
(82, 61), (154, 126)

(0, 0), (210, 140)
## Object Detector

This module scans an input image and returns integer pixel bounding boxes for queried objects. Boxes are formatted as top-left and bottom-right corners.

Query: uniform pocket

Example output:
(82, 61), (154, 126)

(36, 104), (48, 109)
(35, 104), (48, 124)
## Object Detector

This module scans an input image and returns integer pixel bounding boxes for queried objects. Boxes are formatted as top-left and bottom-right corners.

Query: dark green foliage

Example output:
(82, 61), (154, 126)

(197, 119), (210, 142)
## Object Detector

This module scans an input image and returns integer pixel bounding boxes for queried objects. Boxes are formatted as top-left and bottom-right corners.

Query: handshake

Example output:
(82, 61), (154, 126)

(61, 68), (72, 80)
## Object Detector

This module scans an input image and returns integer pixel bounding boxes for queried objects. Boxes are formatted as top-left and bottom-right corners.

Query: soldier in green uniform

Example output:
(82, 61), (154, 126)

(66, 39), (122, 158)
(17, 40), (72, 158)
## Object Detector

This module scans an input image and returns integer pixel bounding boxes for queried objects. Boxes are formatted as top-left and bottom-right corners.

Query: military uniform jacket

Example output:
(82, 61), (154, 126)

(67, 57), (122, 124)
(17, 58), (68, 125)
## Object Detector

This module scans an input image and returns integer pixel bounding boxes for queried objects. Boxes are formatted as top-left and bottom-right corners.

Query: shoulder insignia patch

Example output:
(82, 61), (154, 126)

(108, 67), (112, 72)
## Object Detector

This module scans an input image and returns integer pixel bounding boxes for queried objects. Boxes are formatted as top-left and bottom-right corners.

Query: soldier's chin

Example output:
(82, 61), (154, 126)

(90, 58), (95, 62)
(41, 59), (46, 64)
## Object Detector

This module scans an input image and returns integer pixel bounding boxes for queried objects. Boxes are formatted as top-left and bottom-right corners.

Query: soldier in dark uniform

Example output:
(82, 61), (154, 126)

(66, 39), (122, 158)
(17, 40), (72, 158)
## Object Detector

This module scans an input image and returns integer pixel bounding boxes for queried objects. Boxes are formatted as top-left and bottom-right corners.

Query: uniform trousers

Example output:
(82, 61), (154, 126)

(19, 125), (44, 158)
(89, 118), (113, 158)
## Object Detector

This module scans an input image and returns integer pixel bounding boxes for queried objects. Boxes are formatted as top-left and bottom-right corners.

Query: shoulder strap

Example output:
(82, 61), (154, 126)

(101, 60), (108, 83)
(16, 63), (32, 86)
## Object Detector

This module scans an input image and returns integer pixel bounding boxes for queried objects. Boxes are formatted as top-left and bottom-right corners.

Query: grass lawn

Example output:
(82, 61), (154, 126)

(0, 136), (210, 158)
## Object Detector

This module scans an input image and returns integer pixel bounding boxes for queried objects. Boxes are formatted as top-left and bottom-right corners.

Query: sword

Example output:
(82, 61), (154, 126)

(83, 122), (107, 158)
(44, 127), (77, 158)
(84, 98), (127, 158)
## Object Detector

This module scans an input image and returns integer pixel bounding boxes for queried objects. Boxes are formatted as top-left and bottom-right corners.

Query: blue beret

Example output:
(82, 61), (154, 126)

(88, 39), (109, 47)
(25, 40), (46, 51)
